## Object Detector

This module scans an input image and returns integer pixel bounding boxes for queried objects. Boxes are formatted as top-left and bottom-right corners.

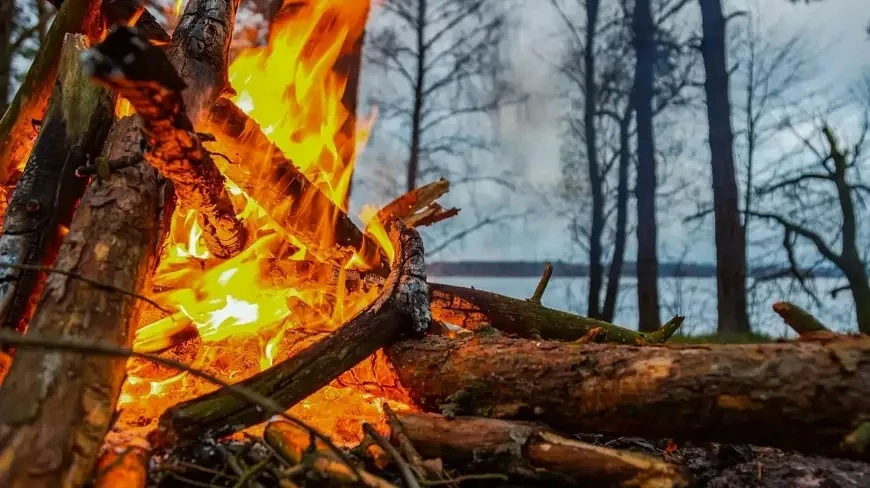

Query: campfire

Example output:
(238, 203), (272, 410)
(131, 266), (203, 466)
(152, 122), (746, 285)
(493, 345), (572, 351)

(0, 0), (868, 487)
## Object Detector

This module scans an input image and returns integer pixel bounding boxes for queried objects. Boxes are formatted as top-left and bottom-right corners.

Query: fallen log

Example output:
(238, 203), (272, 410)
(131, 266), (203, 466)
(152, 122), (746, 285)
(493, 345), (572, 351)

(386, 334), (870, 461)
(0, 34), (115, 332)
(157, 222), (429, 442)
(85, 24), (246, 258)
(0, 115), (164, 487)
(0, 0), (102, 214)
(206, 98), (390, 274)
(394, 412), (690, 488)
(429, 282), (681, 343)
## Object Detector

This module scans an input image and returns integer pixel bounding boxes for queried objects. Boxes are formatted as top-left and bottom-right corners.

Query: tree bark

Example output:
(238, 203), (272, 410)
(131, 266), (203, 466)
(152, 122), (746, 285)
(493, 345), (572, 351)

(387, 334), (870, 461)
(631, 0), (661, 332)
(0, 34), (115, 333)
(157, 224), (429, 442)
(86, 24), (246, 259)
(395, 412), (690, 488)
(584, 0), (604, 319)
(0, 0), (102, 208)
(0, 116), (163, 488)
(698, 0), (750, 335)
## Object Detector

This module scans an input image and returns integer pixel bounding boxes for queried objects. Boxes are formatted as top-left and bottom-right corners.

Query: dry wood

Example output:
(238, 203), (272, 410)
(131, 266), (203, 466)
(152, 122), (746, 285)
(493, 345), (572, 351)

(387, 333), (870, 460)
(0, 34), (115, 332)
(206, 98), (390, 274)
(265, 418), (396, 488)
(773, 301), (838, 340)
(375, 178), (459, 228)
(429, 282), (681, 343)
(157, 223), (429, 442)
(85, 24), (246, 258)
(47, 0), (170, 45)
(0, 0), (102, 218)
(0, 115), (163, 487)
(92, 445), (149, 488)
(395, 412), (690, 488)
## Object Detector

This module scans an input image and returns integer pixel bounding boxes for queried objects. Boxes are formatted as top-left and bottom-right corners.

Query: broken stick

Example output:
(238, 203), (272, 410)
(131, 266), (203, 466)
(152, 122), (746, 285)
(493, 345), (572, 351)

(85, 25), (246, 258)
(386, 333), (870, 461)
(0, 34), (115, 332)
(158, 222), (429, 441)
(395, 412), (690, 488)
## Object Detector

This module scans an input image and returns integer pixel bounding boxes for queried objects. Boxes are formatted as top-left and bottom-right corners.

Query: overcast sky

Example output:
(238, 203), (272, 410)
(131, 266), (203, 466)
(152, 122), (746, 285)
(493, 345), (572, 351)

(352, 0), (870, 264)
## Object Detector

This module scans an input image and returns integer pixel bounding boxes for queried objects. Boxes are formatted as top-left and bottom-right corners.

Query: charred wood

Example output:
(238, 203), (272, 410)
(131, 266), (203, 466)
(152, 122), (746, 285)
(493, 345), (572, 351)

(47, 0), (170, 45)
(157, 223), (429, 442)
(395, 412), (690, 488)
(387, 334), (870, 461)
(0, 116), (164, 487)
(0, 34), (115, 333)
(85, 25), (246, 258)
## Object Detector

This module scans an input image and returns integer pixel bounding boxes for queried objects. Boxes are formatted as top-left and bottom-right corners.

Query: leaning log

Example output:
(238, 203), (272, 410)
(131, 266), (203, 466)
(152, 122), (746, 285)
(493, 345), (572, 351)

(0, 116), (163, 487)
(395, 412), (690, 488)
(429, 282), (680, 343)
(0, 0), (102, 213)
(157, 222), (429, 442)
(85, 24), (246, 258)
(0, 34), (115, 332)
(387, 334), (870, 461)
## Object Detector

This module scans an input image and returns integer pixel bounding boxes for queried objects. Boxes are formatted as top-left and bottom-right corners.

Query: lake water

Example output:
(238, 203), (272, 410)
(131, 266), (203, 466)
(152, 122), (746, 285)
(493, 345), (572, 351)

(429, 276), (859, 337)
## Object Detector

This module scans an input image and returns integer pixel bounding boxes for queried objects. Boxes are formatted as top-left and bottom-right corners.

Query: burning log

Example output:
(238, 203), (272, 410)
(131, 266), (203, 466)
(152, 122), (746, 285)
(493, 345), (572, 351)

(85, 24), (247, 258)
(0, 115), (164, 487)
(394, 412), (690, 488)
(429, 282), (681, 343)
(0, 34), (115, 332)
(386, 334), (870, 461)
(206, 98), (390, 273)
(375, 178), (459, 229)
(264, 418), (396, 488)
(0, 0), (102, 210)
(158, 223), (429, 442)
(93, 445), (150, 488)
(47, 0), (171, 45)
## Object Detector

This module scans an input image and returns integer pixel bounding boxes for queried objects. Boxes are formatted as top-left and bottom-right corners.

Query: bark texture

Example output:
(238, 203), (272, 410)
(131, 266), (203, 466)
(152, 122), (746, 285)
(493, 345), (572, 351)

(0, 34), (115, 333)
(158, 224), (429, 442)
(396, 412), (690, 488)
(387, 334), (870, 460)
(698, 0), (749, 334)
(0, 117), (163, 488)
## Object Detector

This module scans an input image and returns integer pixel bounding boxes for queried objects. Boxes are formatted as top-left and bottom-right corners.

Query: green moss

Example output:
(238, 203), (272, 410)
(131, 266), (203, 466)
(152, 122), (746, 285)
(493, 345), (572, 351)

(670, 332), (775, 344)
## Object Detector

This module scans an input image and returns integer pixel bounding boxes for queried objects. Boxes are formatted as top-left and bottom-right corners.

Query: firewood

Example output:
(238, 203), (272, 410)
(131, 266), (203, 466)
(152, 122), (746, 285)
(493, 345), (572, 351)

(264, 418), (397, 488)
(157, 223), (429, 442)
(375, 178), (459, 228)
(93, 445), (150, 488)
(394, 412), (690, 488)
(47, 0), (170, 45)
(0, 115), (164, 487)
(0, 0), (102, 218)
(206, 98), (390, 274)
(429, 282), (682, 343)
(386, 333), (870, 461)
(85, 25), (246, 258)
(0, 34), (115, 332)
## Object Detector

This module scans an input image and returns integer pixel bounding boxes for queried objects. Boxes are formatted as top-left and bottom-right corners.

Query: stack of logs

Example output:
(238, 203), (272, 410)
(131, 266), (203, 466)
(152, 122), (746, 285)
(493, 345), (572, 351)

(0, 0), (867, 487)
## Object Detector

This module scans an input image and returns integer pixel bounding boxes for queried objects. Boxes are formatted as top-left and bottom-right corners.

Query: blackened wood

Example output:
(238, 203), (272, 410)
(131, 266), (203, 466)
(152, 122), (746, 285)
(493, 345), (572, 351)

(46, 0), (170, 44)
(387, 334), (870, 461)
(0, 34), (114, 333)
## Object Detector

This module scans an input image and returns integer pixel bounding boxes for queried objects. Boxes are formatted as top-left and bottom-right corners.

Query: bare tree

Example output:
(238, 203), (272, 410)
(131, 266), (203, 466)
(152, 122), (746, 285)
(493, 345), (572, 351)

(0, 0), (50, 112)
(366, 0), (515, 192)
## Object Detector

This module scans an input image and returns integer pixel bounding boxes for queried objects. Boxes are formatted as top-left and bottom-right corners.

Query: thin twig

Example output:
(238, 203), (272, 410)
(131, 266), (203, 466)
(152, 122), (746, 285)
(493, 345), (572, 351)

(232, 457), (271, 488)
(0, 331), (364, 483)
(362, 423), (421, 488)
(420, 474), (509, 486)
(382, 404), (428, 479)
(529, 261), (553, 304)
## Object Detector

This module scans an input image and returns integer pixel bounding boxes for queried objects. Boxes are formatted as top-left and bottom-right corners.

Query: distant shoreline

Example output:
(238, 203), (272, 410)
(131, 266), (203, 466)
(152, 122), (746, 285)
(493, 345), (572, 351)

(426, 261), (844, 278)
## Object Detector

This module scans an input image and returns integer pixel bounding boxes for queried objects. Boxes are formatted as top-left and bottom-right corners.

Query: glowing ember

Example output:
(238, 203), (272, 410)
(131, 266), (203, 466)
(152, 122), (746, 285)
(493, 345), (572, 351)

(114, 0), (405, 444)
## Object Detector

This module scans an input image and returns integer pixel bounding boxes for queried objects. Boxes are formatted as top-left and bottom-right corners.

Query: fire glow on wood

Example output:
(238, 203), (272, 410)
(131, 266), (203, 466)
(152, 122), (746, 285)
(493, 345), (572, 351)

(113, 0), (403, 444)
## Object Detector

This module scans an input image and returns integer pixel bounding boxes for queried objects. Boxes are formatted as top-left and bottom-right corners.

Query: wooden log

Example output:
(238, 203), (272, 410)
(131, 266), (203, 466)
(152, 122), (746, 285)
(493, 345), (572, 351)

(47, 0), (170, 45)
(386, 334), (870, 460)
(375, 178), (459, 229)
(157, 223), (429, 442)
(429, 282), (681, 343)
(92, 445), (149, 488)
(85, 25), (246, 258)
(395, 412), (690, 488)
(206, 98), (390, 274)
(0, 0), (102, 217)
(0, 115), (163, 487)
(0, 34), (115, 332)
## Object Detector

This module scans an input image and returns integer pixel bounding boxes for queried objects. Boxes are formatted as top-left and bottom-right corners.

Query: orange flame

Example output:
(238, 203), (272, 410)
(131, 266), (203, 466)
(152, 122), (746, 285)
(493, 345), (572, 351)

(114, 0), (399, 442)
